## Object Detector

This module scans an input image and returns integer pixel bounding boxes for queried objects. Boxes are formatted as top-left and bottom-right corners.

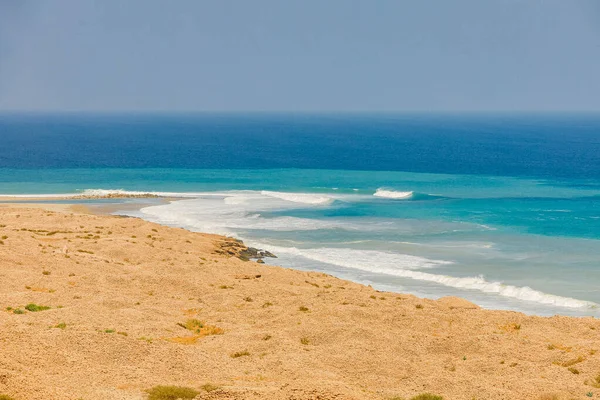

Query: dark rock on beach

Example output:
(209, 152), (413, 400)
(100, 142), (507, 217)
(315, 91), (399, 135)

(215, 238), (277, 263)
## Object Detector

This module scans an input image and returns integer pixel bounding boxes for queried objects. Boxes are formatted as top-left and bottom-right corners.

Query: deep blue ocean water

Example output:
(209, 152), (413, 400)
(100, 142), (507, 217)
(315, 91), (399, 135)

(1, 113), (599, 316)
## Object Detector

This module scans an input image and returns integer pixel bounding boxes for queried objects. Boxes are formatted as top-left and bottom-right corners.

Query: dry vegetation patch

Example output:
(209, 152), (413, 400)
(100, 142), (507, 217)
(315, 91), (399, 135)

(586, 373), (600, 388)
(555, 355), (586, 368)
(230, 350), (250, 358)
(146, 385), (199, 400)
(166, 319), (224, 344)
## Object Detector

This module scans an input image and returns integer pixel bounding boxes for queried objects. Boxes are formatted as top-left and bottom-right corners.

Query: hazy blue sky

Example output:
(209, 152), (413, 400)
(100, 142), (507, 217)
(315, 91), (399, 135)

(1, 0), (599, 112)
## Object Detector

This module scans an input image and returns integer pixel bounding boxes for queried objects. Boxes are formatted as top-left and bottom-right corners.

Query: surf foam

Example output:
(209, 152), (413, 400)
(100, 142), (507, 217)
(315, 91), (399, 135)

(374, 189), (414, 199)
(268, 246), (597, 310)
(260, 191), (334, 205)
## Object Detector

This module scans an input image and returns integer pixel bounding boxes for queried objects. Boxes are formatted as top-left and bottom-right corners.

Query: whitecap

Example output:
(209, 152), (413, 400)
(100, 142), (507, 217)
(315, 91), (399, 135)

(260, 190), (334, 205)
(373, 188), (414, 199)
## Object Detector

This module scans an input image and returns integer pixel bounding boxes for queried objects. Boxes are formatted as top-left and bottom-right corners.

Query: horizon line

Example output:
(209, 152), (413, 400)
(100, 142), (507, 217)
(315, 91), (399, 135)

(1, 110), (600, 115)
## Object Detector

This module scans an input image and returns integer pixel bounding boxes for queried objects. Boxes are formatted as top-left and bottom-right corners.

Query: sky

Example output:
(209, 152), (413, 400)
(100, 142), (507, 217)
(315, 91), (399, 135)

(0, 0), (599, 112)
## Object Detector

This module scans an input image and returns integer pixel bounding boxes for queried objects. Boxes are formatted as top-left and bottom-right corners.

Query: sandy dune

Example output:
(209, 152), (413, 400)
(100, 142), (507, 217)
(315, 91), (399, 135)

(0, 207), (599, 400)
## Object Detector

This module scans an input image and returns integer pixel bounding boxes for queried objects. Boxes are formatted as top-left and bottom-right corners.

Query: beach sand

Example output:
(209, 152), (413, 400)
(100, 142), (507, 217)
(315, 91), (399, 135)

(0, 206), (599, 400)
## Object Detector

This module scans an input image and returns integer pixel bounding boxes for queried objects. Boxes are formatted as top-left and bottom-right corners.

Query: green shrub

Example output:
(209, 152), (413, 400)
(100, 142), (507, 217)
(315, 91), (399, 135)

(0, 395), (16, 400)
(25, 304), (50, 312)
(146, 385), (199, 400)
(410, 394), (443, 400)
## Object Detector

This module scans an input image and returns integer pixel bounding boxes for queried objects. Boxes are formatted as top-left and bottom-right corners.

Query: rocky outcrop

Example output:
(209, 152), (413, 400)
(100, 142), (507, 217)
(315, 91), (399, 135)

(215, 238), (277, 262)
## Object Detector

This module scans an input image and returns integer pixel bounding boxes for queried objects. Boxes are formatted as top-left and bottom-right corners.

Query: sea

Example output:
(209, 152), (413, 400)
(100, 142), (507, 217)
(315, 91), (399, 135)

(1, 113), (599, 317)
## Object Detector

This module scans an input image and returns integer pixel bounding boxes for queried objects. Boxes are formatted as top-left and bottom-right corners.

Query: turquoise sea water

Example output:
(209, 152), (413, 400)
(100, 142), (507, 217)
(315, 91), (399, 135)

(1, 114), (599, 316)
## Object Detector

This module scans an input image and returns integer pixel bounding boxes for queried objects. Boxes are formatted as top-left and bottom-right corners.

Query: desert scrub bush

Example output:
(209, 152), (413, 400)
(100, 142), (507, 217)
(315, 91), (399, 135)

(410, 394), (443, 400)
(12, 309), (24, 314)
(300, 337), (310, 345)
(555, 355), (585, 367)
(0, 395), (16, 400)
(201, 383), (220, 392)
(54, 322), (67, 329)
(298, 306), (309, 312)
(179, 319), (223, 336)
(25, 303), (50, 312)
(179, 318), (203, 332)
(262, 301), (273, 308)
(146, 385), (199, 400)
(168, 319), (224, 344)
(42, 270), (51, 275)
(586, 373), (600, 388)
(499, 322), (521, 332)
(230, 350), (250, 358)
(415, 304), (424, 309)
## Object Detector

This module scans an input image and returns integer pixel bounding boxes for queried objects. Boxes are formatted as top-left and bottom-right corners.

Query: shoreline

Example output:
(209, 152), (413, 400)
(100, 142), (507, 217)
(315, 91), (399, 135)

(1, 198), (598, 317)
(0, 205), (599, 399)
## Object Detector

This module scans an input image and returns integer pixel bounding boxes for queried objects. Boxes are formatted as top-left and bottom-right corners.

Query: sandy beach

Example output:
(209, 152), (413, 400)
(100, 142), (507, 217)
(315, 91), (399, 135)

(1, 205), (599, 400)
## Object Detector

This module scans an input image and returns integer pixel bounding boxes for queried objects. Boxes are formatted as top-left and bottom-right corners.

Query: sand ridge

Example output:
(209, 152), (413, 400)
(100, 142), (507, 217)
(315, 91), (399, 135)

(0, 207), (599, 400)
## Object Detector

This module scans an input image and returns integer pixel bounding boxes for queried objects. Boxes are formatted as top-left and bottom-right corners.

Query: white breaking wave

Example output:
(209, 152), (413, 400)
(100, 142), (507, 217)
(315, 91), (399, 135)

(268, 246), (451, 270)
(374, 188), (414, 199)
(137, 191), (348, 237)
(260, 191), (334, 205)
(268, 246), (598, 310)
